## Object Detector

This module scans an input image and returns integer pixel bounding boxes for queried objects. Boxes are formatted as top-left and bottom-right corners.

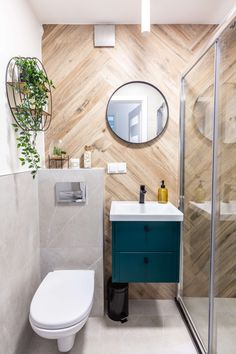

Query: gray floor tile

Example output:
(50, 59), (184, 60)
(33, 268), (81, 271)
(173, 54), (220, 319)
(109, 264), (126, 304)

(26, 301), (197, 354)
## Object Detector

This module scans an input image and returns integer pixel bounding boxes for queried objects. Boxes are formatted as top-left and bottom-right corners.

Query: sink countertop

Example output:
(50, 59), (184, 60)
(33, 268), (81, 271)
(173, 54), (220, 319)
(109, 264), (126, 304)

(110, 201), (183, 222)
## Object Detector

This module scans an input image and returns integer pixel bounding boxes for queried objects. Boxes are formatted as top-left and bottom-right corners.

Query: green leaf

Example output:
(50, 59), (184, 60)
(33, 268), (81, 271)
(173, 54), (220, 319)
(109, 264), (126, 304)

(12, 57), (54, 178)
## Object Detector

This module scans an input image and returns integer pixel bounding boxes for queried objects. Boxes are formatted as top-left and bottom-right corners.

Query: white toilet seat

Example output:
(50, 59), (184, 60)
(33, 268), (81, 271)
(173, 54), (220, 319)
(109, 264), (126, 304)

(29, 270), (95, 352)
(29, 313), (88, 339)
(30, 270), (94, 330)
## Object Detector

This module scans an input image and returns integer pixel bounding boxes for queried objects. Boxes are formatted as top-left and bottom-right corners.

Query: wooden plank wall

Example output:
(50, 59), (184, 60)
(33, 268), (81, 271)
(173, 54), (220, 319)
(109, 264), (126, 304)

(42, 24), (215, 298)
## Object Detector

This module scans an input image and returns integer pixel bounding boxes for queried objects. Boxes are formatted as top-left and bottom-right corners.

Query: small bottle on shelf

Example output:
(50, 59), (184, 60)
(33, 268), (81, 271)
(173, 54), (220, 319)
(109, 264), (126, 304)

(84, 145), (92, 168)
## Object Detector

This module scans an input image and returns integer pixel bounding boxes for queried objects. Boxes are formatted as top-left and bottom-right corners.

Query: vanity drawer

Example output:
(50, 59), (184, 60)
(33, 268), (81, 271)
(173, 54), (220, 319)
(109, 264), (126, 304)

(112, 221), (180, 252)
(113, 252), (179, 283)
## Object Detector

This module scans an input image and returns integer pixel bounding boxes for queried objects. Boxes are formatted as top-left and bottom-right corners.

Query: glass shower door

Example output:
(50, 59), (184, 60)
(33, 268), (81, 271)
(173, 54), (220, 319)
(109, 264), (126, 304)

(213, 21), (236, 354)
(179, 45), (216, 351)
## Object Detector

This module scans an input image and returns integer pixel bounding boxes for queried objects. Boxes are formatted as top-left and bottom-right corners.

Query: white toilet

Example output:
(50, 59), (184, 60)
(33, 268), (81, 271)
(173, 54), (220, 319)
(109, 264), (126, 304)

(29, 270), (95, 352)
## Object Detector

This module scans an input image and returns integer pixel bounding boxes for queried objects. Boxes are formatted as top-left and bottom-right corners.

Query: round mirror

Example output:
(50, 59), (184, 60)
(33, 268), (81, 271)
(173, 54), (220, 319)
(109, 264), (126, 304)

(106, 81), (169, 143)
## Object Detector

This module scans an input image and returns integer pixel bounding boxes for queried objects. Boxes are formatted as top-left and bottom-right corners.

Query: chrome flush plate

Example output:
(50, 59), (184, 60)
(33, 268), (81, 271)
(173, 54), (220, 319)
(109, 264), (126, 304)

(55, 182), (87, 203)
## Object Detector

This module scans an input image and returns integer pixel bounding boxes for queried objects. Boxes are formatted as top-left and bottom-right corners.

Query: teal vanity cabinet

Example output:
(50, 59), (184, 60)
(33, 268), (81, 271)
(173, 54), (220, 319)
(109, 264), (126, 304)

(110, 201), (183, 283)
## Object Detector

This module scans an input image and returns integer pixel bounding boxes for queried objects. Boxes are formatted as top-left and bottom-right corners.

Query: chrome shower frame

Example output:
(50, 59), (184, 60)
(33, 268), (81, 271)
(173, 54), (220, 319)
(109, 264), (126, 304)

(176, 28), (226, 354)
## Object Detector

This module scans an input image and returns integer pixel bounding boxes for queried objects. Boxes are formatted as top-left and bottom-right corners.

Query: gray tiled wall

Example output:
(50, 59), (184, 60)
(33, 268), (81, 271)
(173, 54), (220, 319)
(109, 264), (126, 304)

(0, 168), (104, 354)
(0, 172), (41, 354)
(38, 169), (104, 316)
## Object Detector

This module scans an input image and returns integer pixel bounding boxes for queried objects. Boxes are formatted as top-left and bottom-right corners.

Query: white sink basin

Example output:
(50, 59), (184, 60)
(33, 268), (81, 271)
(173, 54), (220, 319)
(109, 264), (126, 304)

(110, 201), (183, 222)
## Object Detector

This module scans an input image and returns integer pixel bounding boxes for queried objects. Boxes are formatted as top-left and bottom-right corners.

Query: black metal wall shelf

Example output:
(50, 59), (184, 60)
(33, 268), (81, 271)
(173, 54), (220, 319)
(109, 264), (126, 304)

(6, 56), (52, 132)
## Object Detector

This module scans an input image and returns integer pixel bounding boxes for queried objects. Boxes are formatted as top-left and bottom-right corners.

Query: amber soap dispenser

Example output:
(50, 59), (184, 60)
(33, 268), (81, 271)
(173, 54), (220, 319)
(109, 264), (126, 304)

(158, 180), (168, 203)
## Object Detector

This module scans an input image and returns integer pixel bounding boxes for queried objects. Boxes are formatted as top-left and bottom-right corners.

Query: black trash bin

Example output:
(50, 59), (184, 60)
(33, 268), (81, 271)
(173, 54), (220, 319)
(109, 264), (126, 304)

(107, 277), (128, 323)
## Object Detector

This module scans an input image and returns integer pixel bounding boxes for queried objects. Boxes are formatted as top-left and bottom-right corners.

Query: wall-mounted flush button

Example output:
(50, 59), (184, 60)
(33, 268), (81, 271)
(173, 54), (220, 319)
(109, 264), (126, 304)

(55, 182), (86, 203)
(107, 162), (127, 174)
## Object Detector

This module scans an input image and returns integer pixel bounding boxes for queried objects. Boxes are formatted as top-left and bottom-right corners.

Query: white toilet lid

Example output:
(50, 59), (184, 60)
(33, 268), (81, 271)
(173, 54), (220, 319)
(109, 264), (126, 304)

(30, 270), (94, 330)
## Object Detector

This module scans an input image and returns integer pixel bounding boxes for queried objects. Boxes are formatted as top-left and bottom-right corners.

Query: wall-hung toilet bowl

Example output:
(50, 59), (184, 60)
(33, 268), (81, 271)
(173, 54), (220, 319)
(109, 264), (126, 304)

(29, 270), (94, 352)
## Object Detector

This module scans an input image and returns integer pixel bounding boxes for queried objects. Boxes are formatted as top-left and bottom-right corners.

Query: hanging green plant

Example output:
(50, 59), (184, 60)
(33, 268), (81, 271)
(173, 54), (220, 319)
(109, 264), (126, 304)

(12, 125), (40, 177)
(6, 56), (55, 178)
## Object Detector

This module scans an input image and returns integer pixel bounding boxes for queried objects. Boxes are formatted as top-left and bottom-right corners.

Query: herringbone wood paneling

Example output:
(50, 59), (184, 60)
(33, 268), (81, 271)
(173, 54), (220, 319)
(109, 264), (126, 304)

(42, 24), (215, 299)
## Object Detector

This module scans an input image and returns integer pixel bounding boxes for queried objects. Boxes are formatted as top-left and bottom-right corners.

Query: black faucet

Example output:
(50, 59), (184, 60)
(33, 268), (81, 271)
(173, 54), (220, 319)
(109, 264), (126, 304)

(139, 185), (147, 204)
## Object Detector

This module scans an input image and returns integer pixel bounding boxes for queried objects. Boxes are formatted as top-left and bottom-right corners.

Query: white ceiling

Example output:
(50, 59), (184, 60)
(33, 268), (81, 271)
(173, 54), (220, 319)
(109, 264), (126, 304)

(28, 0), (236, 24)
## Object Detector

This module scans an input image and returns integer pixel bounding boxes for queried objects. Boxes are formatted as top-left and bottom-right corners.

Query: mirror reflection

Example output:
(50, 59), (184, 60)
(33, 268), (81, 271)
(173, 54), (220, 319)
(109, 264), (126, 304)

(106, 82), (168, 143)
(193, 83), (236, 143)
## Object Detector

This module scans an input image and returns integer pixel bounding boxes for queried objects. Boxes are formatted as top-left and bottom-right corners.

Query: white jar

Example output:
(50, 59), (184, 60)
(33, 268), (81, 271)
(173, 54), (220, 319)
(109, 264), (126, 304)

(69, 158), (80, 169)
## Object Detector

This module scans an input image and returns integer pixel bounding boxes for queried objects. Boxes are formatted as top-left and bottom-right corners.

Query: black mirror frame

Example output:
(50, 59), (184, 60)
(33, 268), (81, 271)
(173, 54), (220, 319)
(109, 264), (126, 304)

(106, 80), (169, 145)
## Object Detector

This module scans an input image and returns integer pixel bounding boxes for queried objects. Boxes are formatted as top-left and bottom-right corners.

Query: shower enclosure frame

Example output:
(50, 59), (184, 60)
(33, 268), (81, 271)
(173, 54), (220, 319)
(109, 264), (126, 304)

(176, 11), (236, 353)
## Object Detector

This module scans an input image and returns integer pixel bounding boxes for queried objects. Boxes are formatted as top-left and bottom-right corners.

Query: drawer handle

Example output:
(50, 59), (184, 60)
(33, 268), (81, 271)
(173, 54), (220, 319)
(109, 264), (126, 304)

(144, 257), (149, 264)
(144, 225), (150, 232)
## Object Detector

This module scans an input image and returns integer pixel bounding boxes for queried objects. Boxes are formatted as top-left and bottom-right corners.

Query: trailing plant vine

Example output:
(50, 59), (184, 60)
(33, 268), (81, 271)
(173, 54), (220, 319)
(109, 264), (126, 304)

(12, 125), (40, 178)
(10, 57), (54, 178)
